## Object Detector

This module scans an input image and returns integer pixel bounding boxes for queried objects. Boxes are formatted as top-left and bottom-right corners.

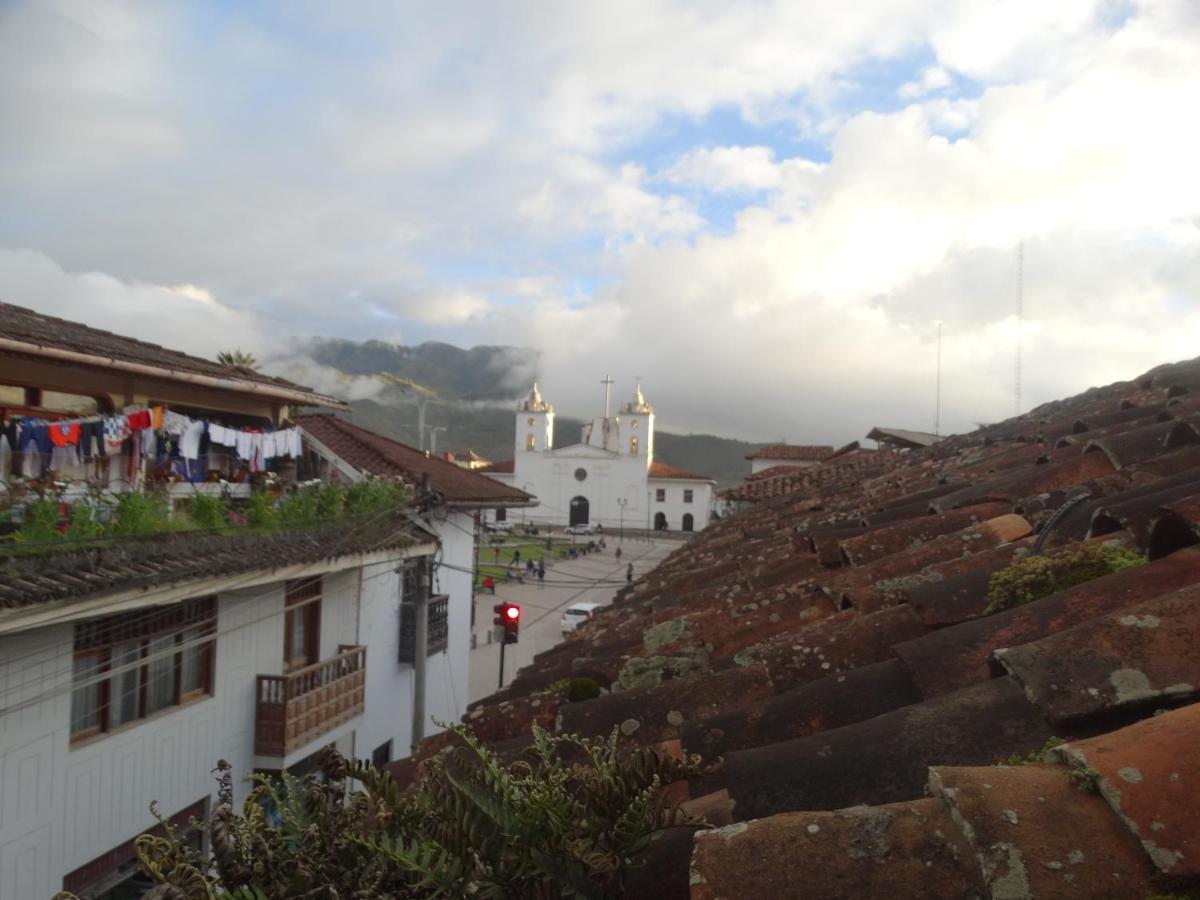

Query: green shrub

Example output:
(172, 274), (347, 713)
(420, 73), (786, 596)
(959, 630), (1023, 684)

(995, 735), (1066, 766)
(567, 676), (603, 703)
(125, 725), (712, 899)
(983, 542), (1146, 615)
(64, 501), (106, 541)
(109, 491), (172, 536)
(343, 479), (408, 519)
(245, 491), (276, 528)
(186, 493), (228, 530)
(14, 496), (64, 542)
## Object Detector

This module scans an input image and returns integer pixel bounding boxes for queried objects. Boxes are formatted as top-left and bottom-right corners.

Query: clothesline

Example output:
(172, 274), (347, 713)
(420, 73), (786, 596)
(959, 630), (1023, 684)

(1, 404), (305, 482)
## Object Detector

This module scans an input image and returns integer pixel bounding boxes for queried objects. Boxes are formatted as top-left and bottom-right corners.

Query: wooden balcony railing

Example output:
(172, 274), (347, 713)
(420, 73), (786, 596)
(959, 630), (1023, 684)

(254, 644), (366, 757)
(398, 595), (449, 664)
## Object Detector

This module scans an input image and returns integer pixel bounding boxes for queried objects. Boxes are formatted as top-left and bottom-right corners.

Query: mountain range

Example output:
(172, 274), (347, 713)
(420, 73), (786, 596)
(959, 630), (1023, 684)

(298, 337), (760, 486)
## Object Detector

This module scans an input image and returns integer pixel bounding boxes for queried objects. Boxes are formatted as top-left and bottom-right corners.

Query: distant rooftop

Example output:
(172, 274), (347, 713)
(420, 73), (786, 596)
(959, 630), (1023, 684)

(744, 443), (834, 462)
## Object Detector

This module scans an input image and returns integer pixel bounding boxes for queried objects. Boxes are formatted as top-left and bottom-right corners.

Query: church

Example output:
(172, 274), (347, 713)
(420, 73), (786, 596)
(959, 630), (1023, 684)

(481, 379), (716, 533)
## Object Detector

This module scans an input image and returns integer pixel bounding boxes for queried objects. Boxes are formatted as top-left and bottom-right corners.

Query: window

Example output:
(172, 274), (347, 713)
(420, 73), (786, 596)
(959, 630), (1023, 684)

(630, 437), (638, 455)
(495, 507), (507, 522)
(373, 740), (393, 768)
(284, 579), (322, 671)
(574, 467), (588, 482)
(70, 597), (215, 742)
(684, 489), (693, 503)
(526, 433), (536, 451)
(656, 488), (665, 502)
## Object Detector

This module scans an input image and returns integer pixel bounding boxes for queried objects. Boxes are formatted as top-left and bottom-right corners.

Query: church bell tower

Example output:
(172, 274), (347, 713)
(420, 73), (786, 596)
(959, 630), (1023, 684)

(516, 383), (554, 456)
(621, 382), (654, 469)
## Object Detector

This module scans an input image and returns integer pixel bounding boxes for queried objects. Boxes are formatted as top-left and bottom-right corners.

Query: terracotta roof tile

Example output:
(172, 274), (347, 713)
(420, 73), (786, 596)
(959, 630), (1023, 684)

(647, 460), (713, 480)
(744, 443), (834, 461)
(993, 582), (1200, 726)
(690, 797), (984, 900)
(1055, 703), (1200, 876)
(478, 459), (514, 474)
(298, 414), (532, 505)
(929, 764), (1156, 897)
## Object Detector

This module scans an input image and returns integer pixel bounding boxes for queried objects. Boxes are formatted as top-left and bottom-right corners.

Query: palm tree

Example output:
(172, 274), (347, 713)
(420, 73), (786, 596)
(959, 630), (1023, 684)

(217, 349), (258, 370)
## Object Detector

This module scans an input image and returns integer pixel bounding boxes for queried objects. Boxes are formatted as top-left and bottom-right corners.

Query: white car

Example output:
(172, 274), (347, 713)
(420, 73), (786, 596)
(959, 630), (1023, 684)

(485, 520), (513, 533)
(561, 602), (602, 634)
(564, 523), (595, 535)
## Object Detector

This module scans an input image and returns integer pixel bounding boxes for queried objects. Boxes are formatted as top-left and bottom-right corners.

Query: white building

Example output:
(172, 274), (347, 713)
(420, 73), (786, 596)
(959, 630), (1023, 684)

(483, 381), (716, 533)
(744, 443), (834, 475)
(0, 304), (533, 899)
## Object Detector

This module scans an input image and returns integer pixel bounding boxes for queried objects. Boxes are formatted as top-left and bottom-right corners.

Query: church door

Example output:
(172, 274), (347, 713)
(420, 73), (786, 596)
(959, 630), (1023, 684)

(569, 496), (590, 526)
(682, 513), (694, 532)
(654, 512), (668, 531)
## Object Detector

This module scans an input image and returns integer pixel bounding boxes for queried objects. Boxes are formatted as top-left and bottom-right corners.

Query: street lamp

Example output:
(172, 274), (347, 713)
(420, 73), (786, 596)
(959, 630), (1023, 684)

(616, 497), (627, 544)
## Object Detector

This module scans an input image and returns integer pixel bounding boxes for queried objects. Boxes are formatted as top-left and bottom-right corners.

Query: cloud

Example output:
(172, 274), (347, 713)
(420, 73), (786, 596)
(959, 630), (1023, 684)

(1, 0), (1198, 448)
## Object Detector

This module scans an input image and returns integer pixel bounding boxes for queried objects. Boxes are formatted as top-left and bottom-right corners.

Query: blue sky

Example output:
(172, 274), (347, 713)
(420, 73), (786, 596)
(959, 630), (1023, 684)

(1, 0), (1198, 442)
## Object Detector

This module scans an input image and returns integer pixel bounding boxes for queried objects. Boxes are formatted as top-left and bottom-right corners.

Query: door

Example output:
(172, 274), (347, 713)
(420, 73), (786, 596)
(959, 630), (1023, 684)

(654, 512), (668, 530)
(682, 513), (694, 532)
(569, 495), (590, 526)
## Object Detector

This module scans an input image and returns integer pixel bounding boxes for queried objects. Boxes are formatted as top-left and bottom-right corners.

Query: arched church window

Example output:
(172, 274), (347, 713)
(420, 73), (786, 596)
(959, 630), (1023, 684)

(526, 433), (536, 451)
(630, 437), (638, 455)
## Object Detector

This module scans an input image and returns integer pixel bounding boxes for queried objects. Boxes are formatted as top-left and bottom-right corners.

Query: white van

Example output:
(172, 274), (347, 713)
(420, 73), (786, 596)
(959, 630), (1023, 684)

(560, 602), (603, 634)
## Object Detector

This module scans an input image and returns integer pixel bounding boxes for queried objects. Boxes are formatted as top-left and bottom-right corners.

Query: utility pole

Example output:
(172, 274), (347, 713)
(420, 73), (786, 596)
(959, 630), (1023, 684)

(409, 555), (430, 756)
(617, 497), (626, 543)
(416, 397), (429, 450)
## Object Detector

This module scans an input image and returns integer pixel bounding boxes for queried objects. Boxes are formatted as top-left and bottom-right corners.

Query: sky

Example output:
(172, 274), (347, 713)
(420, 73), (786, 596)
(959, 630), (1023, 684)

(2, 0), (1199, 443)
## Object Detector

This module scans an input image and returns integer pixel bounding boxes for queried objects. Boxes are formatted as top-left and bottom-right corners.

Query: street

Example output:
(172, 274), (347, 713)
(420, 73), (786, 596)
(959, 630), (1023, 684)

(468, 536), (674, 703)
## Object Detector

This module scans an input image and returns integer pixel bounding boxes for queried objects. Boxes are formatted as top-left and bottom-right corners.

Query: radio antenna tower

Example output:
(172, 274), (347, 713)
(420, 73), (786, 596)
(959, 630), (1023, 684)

(1015, 239), (1024, 416)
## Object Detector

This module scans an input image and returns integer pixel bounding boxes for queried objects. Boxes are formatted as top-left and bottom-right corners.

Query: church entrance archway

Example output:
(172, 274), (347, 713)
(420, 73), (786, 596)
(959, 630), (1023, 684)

(654, 512), (668, 531)
(682, 513), (694, 532)
(569, 496), (590, 526)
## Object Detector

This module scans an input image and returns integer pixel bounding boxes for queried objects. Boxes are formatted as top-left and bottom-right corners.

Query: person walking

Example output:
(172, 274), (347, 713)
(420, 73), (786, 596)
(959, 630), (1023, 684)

(537, 561), (545, 589)
(626, 562), (634, 585)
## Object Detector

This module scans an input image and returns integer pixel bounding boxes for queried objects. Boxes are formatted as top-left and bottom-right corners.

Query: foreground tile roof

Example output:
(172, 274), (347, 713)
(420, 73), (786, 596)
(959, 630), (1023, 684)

(298, 414), (533, 505)
(0, 300), (345, 408)
(394, 355), (1200, 898)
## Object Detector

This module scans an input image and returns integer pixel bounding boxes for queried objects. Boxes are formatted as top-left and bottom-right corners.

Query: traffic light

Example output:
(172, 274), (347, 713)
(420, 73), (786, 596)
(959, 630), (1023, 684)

(492, 602), (521, 644)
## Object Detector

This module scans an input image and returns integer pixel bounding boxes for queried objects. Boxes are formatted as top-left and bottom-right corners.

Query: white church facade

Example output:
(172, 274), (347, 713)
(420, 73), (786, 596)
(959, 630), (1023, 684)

(482, 381), (716, 533)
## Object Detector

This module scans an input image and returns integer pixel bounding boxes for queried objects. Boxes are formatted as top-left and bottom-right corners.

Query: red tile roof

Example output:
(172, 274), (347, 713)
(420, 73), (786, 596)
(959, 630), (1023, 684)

(297, 415), (532, 505)
(744, 443), (833, 461)
(0, 301), (345, 408)
(478, 458), (514, 474)
(648, 460), (712, 481)
(388, 353), (1200, 894)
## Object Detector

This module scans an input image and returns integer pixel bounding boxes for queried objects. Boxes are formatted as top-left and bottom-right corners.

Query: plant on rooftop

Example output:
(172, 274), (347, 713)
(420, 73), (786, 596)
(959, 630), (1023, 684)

(121, 724), (711, 899)
(13, 495), (64, 542)
(110, 490), (173, 536)
(185, 493), (229, 530)
(994, 735), (1066, 766)
(982, 541), (1146, 616)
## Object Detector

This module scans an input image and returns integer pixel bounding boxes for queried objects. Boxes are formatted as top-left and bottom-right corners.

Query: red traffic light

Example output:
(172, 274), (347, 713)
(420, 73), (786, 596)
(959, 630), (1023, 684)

(505, 604), (521, 621)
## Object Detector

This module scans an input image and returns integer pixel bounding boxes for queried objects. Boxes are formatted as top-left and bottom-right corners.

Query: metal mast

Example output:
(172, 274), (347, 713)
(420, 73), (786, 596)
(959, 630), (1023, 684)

(1015, 240), (1024, 416)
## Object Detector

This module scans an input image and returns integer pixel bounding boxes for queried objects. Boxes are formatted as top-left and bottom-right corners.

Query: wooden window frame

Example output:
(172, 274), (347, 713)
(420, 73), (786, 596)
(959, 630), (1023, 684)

(70, 598), (216, 744)
(655, 488), (666, 502)
(683, 489), (694, 504)
(284, 579), (322, 672)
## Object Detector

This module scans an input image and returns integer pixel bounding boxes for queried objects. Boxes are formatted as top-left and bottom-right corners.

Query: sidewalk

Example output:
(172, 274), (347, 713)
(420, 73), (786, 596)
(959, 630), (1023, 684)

(467, 538), (672, 704)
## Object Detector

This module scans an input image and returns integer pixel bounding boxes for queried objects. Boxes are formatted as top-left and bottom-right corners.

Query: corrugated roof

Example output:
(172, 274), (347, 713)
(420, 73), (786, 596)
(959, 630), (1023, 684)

(298, 414), (533, 505)
(0, 301), (346, 408)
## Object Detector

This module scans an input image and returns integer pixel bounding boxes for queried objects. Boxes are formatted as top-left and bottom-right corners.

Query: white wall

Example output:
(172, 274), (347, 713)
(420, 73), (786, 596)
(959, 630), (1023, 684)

(647, 480), (714, 532)
(750, 458), (819, 475)
(0, 558), (444, 898)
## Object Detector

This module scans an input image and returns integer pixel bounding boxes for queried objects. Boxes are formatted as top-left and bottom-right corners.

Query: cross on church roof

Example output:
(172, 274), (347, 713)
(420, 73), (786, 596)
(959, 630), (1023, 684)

(601, 374), (615, 417)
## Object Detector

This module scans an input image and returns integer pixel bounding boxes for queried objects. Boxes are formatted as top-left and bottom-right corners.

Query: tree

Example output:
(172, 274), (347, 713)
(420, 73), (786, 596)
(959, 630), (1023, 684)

(217, 349), (258, 370)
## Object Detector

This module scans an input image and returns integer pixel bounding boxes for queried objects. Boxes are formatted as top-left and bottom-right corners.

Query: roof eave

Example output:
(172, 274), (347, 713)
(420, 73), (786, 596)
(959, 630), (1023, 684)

(0, 336), (349, 410)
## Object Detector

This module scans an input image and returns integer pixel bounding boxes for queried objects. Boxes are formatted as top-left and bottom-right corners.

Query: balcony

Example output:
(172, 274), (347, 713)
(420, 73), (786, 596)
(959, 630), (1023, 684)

(255, 644), (366, 757)
(397, 594), (449, 663)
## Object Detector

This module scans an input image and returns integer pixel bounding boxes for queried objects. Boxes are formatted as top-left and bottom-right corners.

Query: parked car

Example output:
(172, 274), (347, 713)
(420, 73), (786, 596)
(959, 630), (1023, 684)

(561, 602), (602, 634)
(485, 520), (513, 533)
(564, 523), (595, 535)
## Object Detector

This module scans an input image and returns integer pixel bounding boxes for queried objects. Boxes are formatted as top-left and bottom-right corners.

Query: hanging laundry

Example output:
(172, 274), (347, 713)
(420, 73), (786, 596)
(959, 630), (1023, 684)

(178, 419), (205, 460)
(163, 410), (190, 435)
(126, 409), (152, 431)
(150, 406), (165, 430)
(103, 415), (131, 448)
(48, 422), (81, 448)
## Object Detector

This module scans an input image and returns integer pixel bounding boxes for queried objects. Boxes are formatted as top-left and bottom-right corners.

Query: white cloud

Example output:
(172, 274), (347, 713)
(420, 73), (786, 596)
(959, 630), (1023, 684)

(661, 146), (783, 193)
(898, 64), (953, 99)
